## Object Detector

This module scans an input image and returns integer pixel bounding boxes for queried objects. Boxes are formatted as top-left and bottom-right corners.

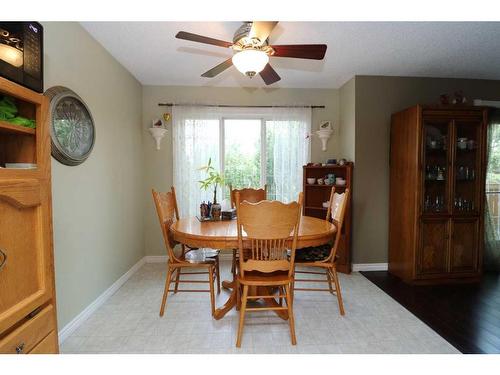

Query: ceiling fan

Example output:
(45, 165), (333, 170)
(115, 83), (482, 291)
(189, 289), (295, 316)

(175, 21), (327, 85)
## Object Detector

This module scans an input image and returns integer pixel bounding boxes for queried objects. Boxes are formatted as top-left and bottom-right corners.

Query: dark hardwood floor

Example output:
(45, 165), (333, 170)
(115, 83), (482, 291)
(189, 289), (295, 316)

(360, 271), (500, 354)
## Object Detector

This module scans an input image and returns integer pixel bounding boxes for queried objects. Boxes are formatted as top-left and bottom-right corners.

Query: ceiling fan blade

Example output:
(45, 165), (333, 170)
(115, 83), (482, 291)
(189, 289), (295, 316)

(201, 58), (233, 78)
(259, 63), (281, 85)
(175, 31), (233, 48)
(248, 21), (278, 45)
(271, 44), (327, 60)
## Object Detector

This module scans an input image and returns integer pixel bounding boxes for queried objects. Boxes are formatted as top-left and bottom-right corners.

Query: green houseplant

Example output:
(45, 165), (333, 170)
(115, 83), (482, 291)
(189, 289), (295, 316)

(198, 158), (224, 219)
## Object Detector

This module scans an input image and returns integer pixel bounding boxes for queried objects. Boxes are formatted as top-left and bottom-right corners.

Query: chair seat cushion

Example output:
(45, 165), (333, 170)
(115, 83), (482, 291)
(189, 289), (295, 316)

(238, 271), (291, 286)
(184, 248), (219, 263)
(294, 244), (331, 262)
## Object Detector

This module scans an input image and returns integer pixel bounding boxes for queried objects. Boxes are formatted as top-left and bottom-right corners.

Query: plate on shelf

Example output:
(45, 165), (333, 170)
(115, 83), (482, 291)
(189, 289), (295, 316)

(4, 163), (37, 169)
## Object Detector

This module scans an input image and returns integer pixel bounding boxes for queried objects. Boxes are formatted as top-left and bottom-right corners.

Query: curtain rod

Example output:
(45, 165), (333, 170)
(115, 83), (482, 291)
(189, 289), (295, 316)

(158, 103), (325, 109)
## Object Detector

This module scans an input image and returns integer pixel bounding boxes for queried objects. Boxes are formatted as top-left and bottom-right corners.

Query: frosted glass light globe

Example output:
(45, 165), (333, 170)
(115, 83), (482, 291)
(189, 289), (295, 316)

(232, 50), (269, 77)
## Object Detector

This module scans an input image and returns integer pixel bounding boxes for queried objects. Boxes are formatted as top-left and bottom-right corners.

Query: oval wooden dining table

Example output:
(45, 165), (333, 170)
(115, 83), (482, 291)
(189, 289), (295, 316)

(170, 215), (336, 320)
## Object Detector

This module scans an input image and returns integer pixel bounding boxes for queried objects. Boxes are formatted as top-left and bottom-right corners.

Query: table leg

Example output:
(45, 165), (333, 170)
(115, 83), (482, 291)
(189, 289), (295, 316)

(222, 280), (234, 290)
(214, 279), (236, 320)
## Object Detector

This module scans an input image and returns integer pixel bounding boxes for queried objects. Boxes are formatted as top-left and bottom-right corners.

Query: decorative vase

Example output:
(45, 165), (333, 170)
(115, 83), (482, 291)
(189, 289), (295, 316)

(211, 203), (222, 220)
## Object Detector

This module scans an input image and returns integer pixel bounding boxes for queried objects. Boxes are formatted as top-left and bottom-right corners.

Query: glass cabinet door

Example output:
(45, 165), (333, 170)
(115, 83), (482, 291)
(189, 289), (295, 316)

(453, 121), (482, 215)
(422, 120), (451, 214)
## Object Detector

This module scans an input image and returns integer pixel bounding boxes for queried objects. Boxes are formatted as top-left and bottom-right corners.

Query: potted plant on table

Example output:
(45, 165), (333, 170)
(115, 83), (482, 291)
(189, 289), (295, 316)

(198, 158), (224, 220)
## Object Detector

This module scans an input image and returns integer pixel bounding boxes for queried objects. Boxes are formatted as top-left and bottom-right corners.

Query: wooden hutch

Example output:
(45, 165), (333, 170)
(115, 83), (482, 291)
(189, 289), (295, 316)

(303, 163), (353, 273)
(389, 105), (487, 284)
(0, 77), (59, 353)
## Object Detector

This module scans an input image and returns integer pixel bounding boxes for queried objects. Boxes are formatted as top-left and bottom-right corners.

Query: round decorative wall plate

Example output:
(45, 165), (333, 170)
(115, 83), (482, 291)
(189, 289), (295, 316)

(44, 86), (95, 166)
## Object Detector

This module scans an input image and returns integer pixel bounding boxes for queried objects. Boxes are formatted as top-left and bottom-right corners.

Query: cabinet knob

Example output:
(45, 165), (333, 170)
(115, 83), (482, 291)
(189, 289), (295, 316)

(15, 342), (25, 354)
(0, 248), (6, 272)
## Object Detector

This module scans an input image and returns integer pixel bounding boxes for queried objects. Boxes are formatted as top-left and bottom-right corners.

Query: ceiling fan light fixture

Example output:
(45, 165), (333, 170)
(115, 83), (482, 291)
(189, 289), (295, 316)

(232, 49), (269, 77)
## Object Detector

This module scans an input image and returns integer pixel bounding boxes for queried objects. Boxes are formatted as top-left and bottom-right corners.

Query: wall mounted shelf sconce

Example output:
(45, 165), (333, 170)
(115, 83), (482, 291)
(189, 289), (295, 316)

(149, 127), (167, 150)
(316, 121), (333, 151)
(316, 129), (333, 151)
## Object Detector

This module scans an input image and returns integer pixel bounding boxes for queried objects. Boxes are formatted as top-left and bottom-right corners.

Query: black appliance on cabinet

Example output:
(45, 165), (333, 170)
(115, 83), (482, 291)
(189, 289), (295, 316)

(0, 22), (43, 93)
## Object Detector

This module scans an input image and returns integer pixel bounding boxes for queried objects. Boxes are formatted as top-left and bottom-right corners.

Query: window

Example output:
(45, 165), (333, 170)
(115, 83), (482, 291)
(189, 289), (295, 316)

(173, 106), (311, 217)
(486, 121), (500, 239)
(223, 119), (262, 198)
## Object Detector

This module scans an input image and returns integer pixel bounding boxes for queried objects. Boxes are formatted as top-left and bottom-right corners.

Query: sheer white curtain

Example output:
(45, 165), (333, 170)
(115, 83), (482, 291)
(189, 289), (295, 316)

(266, 107), (311, 203)
(172, 105), (311, 216)
(172, 105), (220, 217)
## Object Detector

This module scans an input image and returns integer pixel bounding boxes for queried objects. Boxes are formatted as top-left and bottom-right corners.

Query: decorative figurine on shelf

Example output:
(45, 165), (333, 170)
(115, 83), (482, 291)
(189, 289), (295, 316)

(152, 119), (163, 128)
(439, 94), (450, 106)
(198, 157), (225, 220)
(200, 201), (209, 219)
(436, 166), (445, 181)
(452, 90), (467, 105)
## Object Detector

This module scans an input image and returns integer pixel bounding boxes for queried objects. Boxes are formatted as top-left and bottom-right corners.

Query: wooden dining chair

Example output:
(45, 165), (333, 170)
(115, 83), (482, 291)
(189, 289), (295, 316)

(229, 185), (267, 276)
(293, 187), (349, 316)
(152, 187), (220, 317)
(229, 184), (267, 208)
(235, 192), (303, 347)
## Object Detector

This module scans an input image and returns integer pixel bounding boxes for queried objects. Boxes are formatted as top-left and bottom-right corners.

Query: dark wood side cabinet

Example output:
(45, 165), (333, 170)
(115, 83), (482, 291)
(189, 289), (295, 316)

(303, 163), (353, 273)
(389, 105), (487, 284)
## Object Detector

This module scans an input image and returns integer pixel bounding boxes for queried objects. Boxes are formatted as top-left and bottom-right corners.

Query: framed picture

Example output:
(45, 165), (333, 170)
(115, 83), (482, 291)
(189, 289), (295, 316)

(319, 121), (332, 130)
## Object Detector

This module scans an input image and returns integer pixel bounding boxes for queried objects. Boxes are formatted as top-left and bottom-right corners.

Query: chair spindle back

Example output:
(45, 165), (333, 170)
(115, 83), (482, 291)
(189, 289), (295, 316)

(152, 187), (181, 263)
(236, 192), (303, 277)
(325, 187), (350, 263)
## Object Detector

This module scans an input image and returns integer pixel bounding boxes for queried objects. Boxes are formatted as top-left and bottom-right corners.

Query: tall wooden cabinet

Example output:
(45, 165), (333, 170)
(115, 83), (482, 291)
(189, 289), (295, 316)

(303, 163), (353, 273)
(389, 105), (487, 284)
(0, 77), (59, 353)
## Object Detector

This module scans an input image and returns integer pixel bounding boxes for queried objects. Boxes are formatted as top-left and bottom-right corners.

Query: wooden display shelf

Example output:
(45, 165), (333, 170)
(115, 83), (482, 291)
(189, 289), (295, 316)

(0, 120), (36, 136)
(0, 77), (59, 352)
(305, 184), (347, 188)
(389, 104), (487, 284)
(303, 163), (353, 274)
(304, 163), (353, 169)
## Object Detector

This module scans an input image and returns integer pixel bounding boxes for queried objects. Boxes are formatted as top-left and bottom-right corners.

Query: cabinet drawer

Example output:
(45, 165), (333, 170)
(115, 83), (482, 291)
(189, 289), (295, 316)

(29, 331), (58, 354)
(0, 305), (55, 354)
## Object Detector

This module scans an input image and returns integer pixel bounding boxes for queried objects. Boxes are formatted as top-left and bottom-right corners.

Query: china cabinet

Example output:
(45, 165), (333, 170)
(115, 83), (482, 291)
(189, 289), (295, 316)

(0, 77), (59, 353)
(302, 163), (353, 273)
(389, 105), (487, 284)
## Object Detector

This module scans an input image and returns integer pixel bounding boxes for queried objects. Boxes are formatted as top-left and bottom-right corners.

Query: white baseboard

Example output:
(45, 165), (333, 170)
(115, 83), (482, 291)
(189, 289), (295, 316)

(352, 263), (388, 272)
(58, 256), (146, 344)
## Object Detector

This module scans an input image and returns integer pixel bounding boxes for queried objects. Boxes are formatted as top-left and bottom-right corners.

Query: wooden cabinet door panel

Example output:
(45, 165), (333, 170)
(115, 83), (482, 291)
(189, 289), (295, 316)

(0, 179), (52, 334)
(418, 219), (449, 275)
(451, 218), (479, 273)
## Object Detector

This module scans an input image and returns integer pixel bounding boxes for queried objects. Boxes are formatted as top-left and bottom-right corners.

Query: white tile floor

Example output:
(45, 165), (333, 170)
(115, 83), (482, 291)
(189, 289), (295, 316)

(60, 260), (460, 354)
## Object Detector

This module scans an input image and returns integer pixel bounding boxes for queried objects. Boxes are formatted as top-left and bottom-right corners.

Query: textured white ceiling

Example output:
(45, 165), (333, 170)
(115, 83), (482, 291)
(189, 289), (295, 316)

(81, 22), (500, 88)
